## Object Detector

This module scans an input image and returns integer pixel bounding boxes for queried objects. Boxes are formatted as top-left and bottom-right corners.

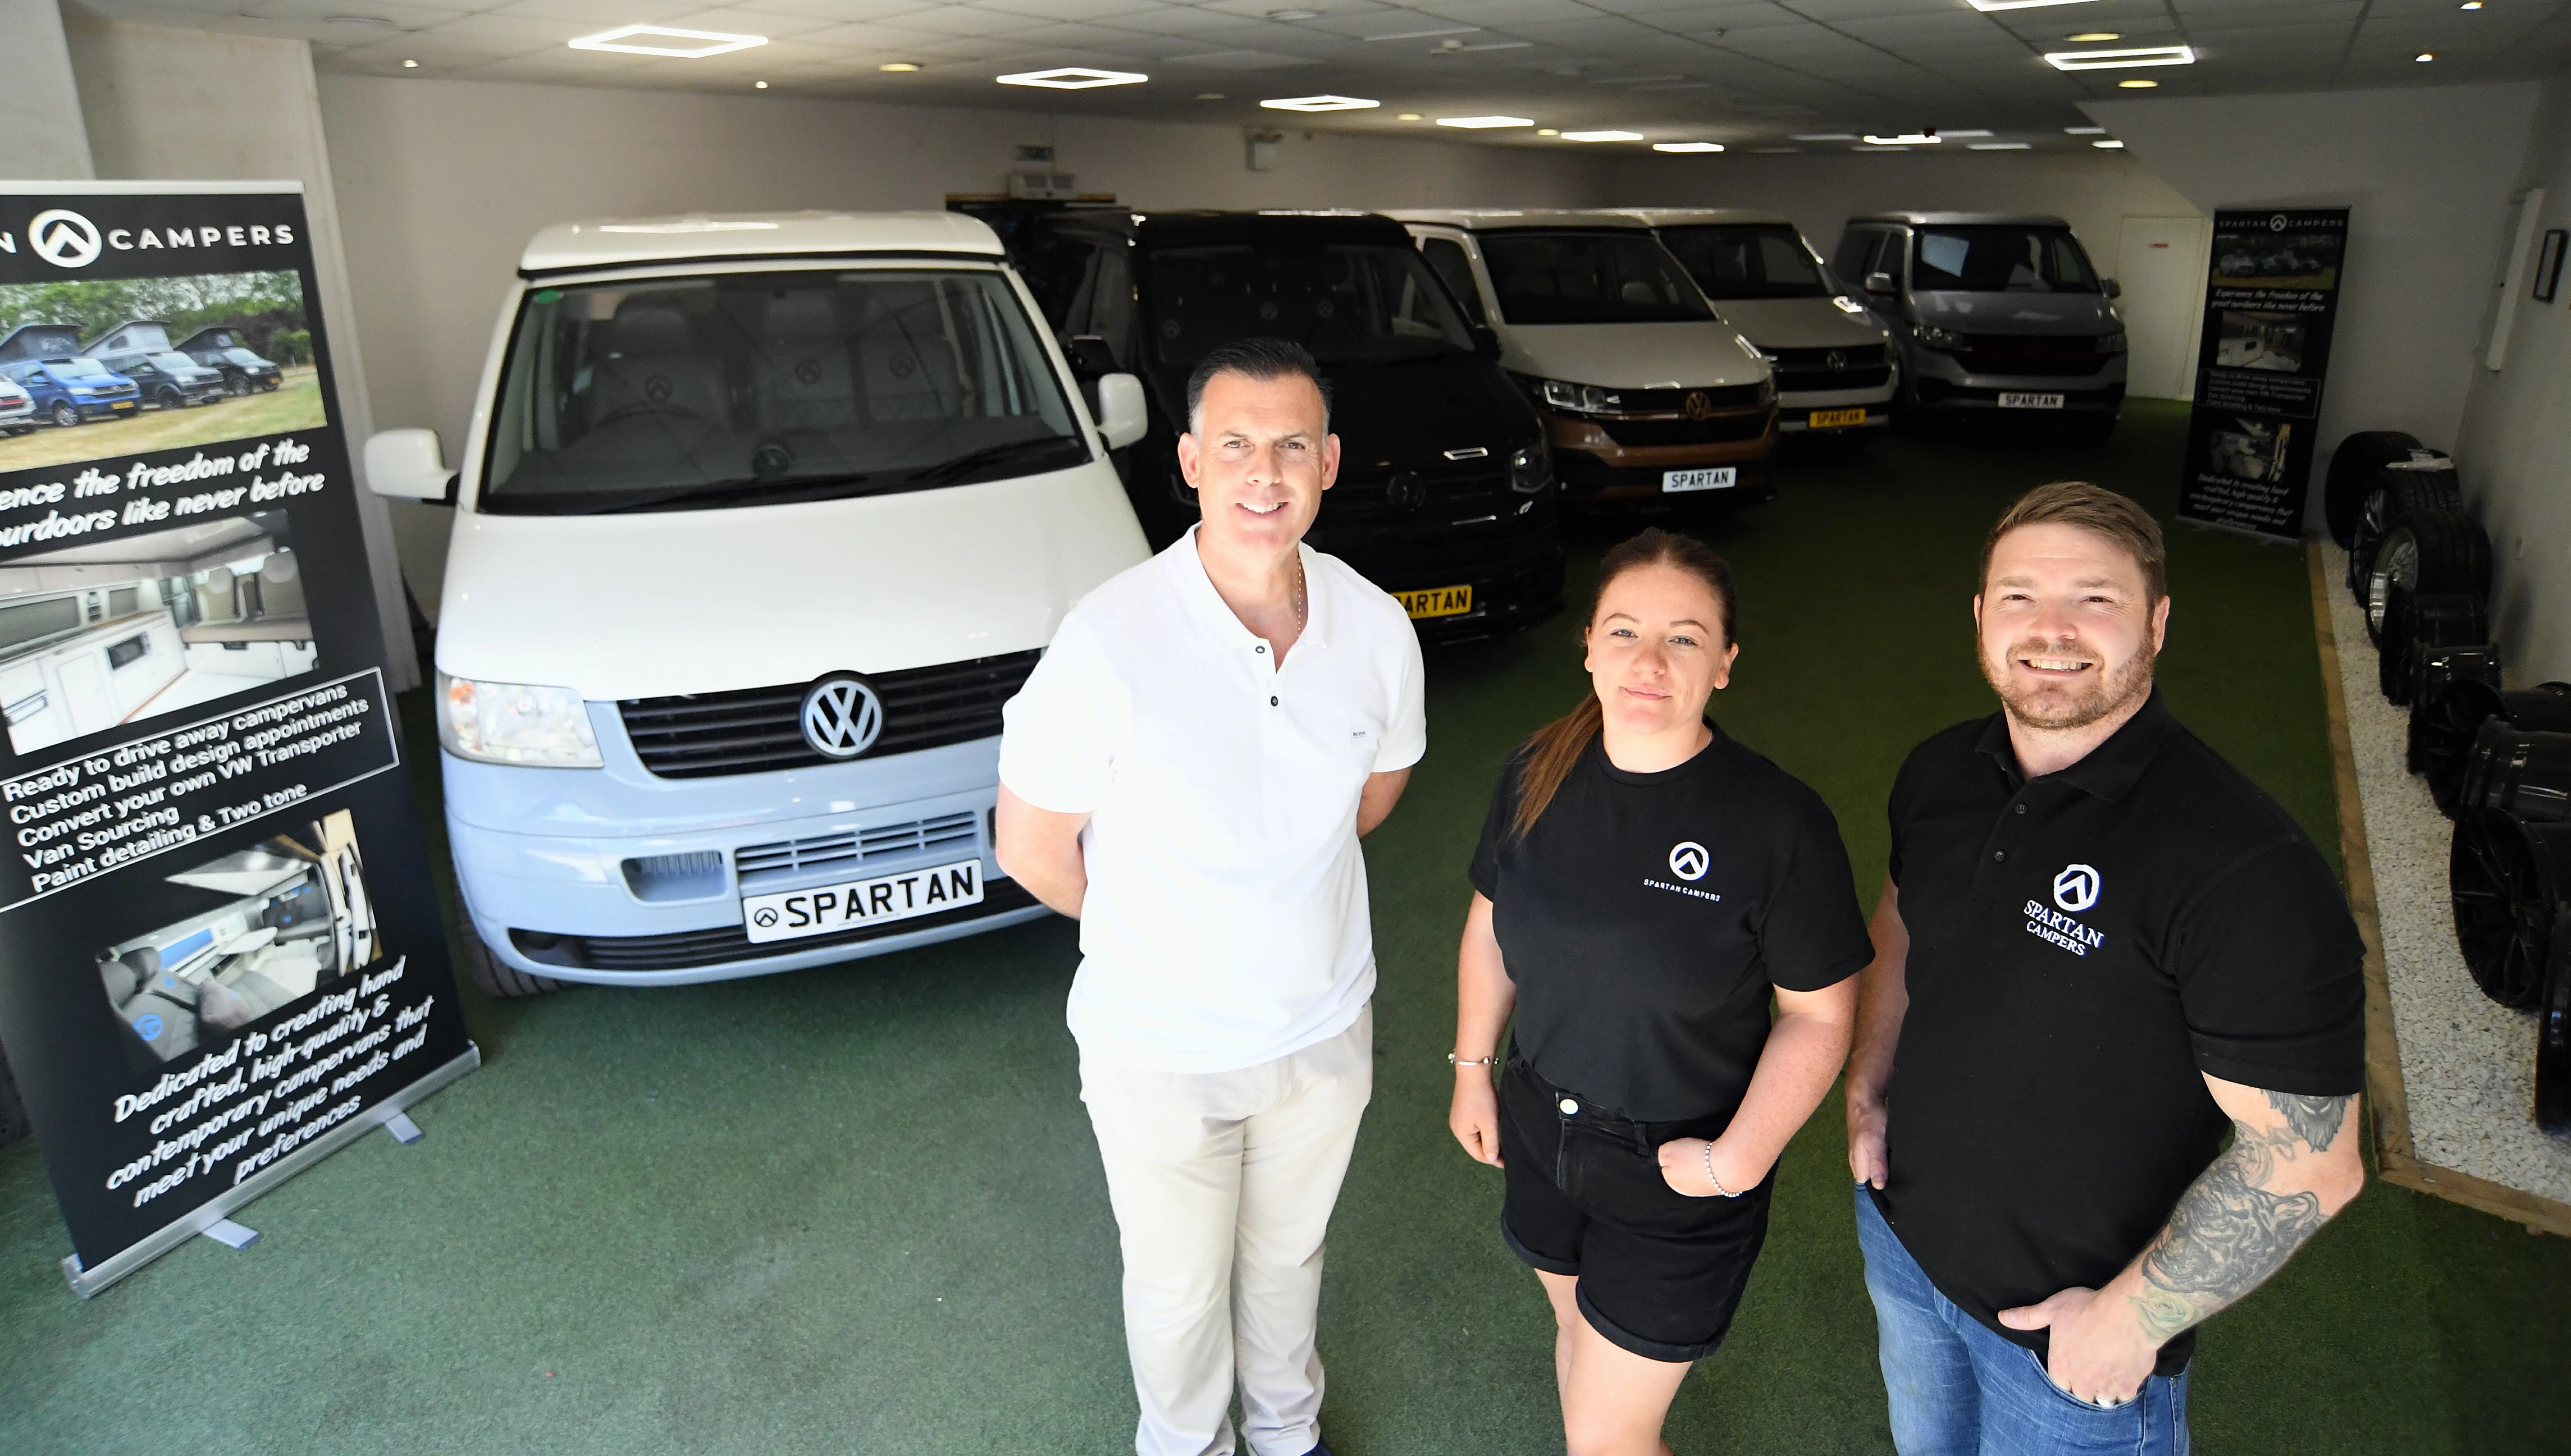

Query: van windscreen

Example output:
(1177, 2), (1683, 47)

(1144, 243), (1474, 367)
(1477, 232), (1712, 325)
(481, 268), (1086, 515)
(1655, 225), (1833, 300)
(1911, 227), (2098, 293)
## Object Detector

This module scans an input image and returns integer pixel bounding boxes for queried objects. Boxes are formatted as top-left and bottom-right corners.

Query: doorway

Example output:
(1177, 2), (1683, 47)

(2116, 215), (2212, 401)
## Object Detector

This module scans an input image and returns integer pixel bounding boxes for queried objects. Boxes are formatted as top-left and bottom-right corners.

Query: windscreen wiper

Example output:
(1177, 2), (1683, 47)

(577, 472), (875, 515)
(903, 436), (1088, 486)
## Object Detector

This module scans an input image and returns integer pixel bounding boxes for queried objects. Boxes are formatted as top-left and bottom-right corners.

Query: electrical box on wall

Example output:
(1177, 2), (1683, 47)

(1008, 172), (1080, 200)
(1245, 129), (1284, 173)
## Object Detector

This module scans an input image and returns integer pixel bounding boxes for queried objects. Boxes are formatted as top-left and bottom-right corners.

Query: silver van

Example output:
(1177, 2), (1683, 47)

(1831, 212), (2126, 441)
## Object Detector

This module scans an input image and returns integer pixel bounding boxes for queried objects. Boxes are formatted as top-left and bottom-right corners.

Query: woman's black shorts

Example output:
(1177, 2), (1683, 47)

(1498, 1058), (1772, 1363)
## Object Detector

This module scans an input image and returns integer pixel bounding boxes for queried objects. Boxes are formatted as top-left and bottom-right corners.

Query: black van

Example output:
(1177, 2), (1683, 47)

(171, 326), (284, 395)
(984, 206), (1563, 643)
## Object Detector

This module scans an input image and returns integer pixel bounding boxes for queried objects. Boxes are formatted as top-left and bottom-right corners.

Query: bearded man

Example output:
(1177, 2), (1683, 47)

(1841, 481), (2366, 1456)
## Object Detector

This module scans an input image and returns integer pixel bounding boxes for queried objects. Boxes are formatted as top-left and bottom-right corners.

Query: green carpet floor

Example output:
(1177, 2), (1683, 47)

(4, 400), (2568, 1454)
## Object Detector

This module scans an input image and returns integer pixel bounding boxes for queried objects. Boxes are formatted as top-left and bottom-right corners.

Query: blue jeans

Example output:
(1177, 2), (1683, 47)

(1854, 1184), (2190, 1456)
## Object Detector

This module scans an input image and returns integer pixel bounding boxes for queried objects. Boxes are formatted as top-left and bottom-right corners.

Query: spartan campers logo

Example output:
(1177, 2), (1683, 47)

(1643, 840), (1724, 904)
(3, 205), (298, 269)
(2025, 862), (2105, 957)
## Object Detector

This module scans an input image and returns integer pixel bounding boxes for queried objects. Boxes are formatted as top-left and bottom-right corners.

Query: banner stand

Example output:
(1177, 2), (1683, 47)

(62, 1041), (478, 1299)
(2176, 207), (2352, 539)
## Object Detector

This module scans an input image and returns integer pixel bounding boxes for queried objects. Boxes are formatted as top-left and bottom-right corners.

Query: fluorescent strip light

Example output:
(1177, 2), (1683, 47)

(1366, 24), (1478, 41)
(1654, 142), (1725, 153)
(1560, 130), (1643, 142)
(1969, 0), (2107, 8)
(997, 67), (1148, 89)
(1942, 129), (1994, 138)
(2093, 139), (2125, 148)
(1261, 95), (1379, 112)
(567, 24), (766, 57)
(1791, 132), (1857, 141)
(2063, 126), (2107, 135)
(1437, 115), (1533, 129)
(1863, 132), (1942, 145)
(2044, 44), (2195, 71)
(1969, 143), (2031, 150)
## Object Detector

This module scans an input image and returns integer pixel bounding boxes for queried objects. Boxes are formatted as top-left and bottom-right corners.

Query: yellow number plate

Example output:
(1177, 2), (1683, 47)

(1397, 585), (1473, 620)
(1809, 407), (1868, 429)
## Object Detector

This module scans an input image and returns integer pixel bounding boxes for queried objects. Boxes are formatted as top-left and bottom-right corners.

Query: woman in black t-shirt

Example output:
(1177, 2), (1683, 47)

(1448, 528), (1873, 1455)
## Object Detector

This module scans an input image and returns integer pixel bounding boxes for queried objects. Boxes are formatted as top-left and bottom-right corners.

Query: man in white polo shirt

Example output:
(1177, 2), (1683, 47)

(995, 336), (1424, 1456)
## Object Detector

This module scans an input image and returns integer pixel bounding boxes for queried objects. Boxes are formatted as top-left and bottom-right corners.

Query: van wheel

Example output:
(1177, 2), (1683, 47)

(49, 401), (79, 428)
(2364, 509), (2491, 648)
(2323, 431), (2423, 547)
(227, 374), (250, 397)
(454, 903), (564, 999)
(154, 386), (181, 409)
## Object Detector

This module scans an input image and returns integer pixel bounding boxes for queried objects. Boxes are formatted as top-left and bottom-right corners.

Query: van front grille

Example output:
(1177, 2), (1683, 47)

(734, 811), (980, 881)
(509, 879), (1040, 972)
(1596, 413), (1773, 448)
(619, 650), (1041, 779)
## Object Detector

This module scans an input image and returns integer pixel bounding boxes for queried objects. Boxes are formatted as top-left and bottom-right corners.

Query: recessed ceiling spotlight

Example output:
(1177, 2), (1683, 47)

(1262, 94), (1378, 112)
(2093, 139), (2125, 148)
(2460, 1), (2482, 7)
(1266, 8), (1322, 18)
(1560, 130), (1642, 142)
(2065, 126), (2107, 134)
(754, 80), (768, 89)
(1969, 142), (2031, 150)
(401, 57), (419, 67)
(997, 67), (1148, 89)
(2067, 31), (2119, 42)
(2118, 78), (2158, 88)
(1791, 132), (1857, 141)
(1967, 0), (2111, 8)
(1396, 112), (1423, 120)
(568, 24), (766, 57)
(1864, 132), (1942, 145)
(1436, 115), (1535, 129)
(880, 61), (921, 72)
(2416, 51), (2436, 61)
(1654, 141), (1724, 153)
(2045, 44), (2194, 71)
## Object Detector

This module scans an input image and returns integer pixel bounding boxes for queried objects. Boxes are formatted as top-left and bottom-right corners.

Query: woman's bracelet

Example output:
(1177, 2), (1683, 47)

(1447, 1052), (1497, 1068)
(1703, 1141), (1739, 1197)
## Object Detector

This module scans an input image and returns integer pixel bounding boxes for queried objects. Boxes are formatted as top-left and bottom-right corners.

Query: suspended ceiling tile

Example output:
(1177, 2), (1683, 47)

(480, 0), (707, 21)
(972, 0), (1167, 22)
(878, 4), (1056, 33)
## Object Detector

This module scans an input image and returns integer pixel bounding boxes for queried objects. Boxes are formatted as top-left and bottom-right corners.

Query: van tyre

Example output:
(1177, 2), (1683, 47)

(49, 401), (79, 428)
(2450, 811), (2571, 1009)
(2348, 470), (2463, 603)
(227, 374), (250, 397)
(2378, 590), (2487, 706)
(455, 900), (563, 999)
(2364, 509), (2490, 648)
(2323, 431), (2424, 545)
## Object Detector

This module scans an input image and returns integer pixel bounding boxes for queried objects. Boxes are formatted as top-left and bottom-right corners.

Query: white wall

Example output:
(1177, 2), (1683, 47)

(313, 72), (1618, 608)
(1, 0), (94, 178)
(60, 12), (418, 689)
(2456, 73), (2571, 685)
(2084, 84), (2545, 529)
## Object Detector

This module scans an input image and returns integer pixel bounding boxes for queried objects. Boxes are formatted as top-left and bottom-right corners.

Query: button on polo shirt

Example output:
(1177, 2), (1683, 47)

(999, 526), (1427, 1074)
(1875, 690), (2363, 1375)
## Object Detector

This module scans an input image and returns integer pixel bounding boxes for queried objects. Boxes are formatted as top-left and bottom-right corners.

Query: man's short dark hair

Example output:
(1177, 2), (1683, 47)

(1982, 480), (2168, 605)
(1185, 337), (1332, 436)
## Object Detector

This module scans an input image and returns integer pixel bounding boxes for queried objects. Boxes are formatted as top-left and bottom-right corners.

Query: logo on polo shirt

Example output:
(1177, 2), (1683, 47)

(2053, 863), (2100, 913)
(1669, 841), (1710, 881)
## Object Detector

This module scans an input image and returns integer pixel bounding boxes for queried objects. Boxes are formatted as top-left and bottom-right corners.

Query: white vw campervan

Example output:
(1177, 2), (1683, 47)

(366, 212), (1150, 994)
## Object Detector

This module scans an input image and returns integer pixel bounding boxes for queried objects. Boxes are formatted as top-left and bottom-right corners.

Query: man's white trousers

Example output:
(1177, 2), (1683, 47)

(1079, 1005), (1373, 1456)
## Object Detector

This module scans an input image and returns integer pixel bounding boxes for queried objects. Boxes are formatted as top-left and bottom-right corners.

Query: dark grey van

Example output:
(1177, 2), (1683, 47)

(1832, 212), (2126, 441)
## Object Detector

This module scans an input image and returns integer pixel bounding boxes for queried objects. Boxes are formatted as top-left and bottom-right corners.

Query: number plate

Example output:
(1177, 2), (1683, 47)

(1396, 585), (1472, 620)
(1808, 407), (1869, 429)
(1998, 392), (2066, 410)
(741, 858), (983, 945)
(1662, 468), (1737, 493)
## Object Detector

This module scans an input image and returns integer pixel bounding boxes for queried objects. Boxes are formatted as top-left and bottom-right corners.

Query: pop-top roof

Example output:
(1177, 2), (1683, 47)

(1848, 212), (2070, 229)
(1385, 209), (1654, 233)
(1600, 208), (1798, 230)
(519, 210), (1005, 275)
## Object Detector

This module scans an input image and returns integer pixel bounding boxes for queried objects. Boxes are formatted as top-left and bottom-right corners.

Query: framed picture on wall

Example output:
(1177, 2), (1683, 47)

(2536, 228), (2567, 304)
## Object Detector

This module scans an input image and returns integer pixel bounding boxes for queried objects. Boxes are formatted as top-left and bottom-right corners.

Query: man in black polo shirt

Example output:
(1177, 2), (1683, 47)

(1844, 481), (2365, 1455)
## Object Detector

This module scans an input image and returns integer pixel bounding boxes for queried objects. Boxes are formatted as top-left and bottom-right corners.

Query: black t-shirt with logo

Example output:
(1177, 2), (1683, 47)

(1876, 690), (2364, 1375)
(1468, 725), (1872, 1122)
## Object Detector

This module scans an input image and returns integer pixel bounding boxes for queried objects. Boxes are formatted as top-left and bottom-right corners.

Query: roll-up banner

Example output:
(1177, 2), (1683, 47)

(0, 182), (474, 1298)
(2176, 208), (2351, 539)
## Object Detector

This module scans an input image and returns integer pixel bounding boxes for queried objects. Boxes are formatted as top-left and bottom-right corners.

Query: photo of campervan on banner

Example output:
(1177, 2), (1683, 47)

(0, 181), (471, 1300)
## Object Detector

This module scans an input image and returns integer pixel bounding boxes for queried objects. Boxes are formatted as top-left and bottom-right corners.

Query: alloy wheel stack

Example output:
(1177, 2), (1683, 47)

(2333, 431), (2571, 1130)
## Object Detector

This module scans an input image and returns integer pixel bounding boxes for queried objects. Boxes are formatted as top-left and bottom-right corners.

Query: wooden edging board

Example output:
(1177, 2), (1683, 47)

(2304, 543), (2571, 1238)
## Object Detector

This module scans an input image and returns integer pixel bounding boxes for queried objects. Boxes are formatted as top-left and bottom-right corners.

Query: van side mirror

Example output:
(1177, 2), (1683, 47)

(1864, 271), (1897, 295)
(364, 428), (458, 505)
(1094, 372), (1148, 451)
(2102, 277), (2123, 299)
(1469, 323), (1503, 360)
(1066, 335), (1117, 379)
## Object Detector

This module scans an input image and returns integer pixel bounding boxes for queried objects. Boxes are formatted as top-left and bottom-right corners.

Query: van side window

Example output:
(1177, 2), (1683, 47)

(1419, 237), (1487, 326)
(1087, 244), (1136, 368)
(1029, 241), (1097, 336)
(1832, 230), (1874, 285)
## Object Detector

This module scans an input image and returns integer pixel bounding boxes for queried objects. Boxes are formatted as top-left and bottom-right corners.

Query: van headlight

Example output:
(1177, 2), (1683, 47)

(1537, 379), (1613, 415)
(2098, 330), (2128, 354)
(1509, 442), (1549, 493)
(1912, 324), (1967, 352)
(437, 673), (602, 767)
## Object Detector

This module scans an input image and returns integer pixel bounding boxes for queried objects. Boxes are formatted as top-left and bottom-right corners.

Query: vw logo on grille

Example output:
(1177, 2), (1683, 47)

(1683, 391), (1714, 420)
(1824, 350), (1847, 373)
(801, 675), (884, 759)
(1386, 471), (1427, 513)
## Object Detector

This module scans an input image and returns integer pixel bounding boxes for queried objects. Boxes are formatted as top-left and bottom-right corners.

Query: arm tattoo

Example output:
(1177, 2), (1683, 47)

(2127, 1095), (2353, 1343)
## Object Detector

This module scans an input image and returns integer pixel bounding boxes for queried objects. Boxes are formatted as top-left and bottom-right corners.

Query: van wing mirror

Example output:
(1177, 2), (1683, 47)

(1469, 323), (1503, 360)
(2102, 277), (2123, 299)
(1864, 271), (1897, 295)
(1094, 373), (1148, 451)
(364, 428), (458, 505)
(1066, 335), (1117, 379)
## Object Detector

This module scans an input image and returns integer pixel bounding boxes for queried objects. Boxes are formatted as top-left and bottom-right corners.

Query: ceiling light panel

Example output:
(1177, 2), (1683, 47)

(2044, 45), (2196, 71)
(1560, 130), (1643, 142)
(1436, 115), (1534, 129)
(568, 25), (767, 58)
(1968, 143), (2031, 150)
(996, 66), (1148, 89)
(1863, 132), (1942, 145)
(1653, 142), (1724, 153)
(1261, 95), (1378, 112)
